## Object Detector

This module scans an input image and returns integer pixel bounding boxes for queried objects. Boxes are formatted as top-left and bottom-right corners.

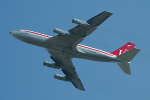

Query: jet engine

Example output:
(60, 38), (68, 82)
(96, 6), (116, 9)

(53, 28), (70, 36)
(72, 18), (89, 26)
(54, 74), (71, 82)
(43, 61), (60, 69)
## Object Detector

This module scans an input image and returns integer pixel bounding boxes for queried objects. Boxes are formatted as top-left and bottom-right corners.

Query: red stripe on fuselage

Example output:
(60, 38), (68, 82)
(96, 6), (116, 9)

(77, 44), (116, 57)
(22, 30), (52, 38)
(22, 30), (115, 57)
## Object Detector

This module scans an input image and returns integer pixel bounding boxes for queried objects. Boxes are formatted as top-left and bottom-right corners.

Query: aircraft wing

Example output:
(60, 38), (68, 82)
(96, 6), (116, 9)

(46, 49), (85, 91)
(45, 11), (112, 91)
(46, 11), (112, 49)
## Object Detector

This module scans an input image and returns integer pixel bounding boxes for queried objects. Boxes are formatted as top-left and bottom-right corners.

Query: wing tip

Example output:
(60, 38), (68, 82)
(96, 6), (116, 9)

(81, 89), (86, 91)
(103, 11), (113, 15)
(78, 87), (86, 91)
(71, 79), (85, 91)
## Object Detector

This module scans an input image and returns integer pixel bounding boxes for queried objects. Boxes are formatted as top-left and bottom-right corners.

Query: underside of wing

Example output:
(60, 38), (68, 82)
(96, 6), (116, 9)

(62, 67), (85, 91)
(46, 11), (112, 49)
(71, 78), (85, 91)
(45, 11), (113, 91)
(46, 49), (85, 91)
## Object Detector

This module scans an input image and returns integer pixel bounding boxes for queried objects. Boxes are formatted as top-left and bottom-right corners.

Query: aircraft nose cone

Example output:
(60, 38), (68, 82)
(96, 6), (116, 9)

(10, 31), (16, 36)
(10, 31), (12, 35)
(10, 31), (13, 35)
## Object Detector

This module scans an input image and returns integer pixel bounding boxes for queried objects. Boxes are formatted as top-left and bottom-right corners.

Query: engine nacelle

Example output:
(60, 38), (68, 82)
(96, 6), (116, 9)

(54, 74), (71, 82)
(53, 28), (70, 36)
(72, 18), (89, 26)
(43, 61), (60, 69)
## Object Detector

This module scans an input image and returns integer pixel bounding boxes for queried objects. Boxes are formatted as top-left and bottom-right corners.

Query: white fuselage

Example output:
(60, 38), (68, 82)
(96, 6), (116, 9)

(10, 30), (121, 63)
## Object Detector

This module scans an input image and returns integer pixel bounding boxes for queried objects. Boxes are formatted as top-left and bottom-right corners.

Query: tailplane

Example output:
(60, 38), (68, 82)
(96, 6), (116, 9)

(117, 48), (140, 62)
(111, 42), (135, 56)
(117, 63), (131, 74)
(116, 48), (140, 74)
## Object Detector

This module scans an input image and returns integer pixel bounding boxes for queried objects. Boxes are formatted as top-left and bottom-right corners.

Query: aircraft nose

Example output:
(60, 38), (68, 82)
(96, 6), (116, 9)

(10, 31), (16, 36)
(10, 31), (14, 35)
(10, 31), (12, 35)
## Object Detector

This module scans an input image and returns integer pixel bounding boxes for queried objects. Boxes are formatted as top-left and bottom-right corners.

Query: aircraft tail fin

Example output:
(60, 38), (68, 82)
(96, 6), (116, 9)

(116, 48), (140, 74)
(111, 42), (135, 56)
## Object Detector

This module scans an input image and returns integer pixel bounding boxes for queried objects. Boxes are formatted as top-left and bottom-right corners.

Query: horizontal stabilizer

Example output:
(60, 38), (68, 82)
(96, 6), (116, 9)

(117, 48), (140, 62)
(117, 63), (131, 74)
(111, 42), (135, 56)
(117, 48), (140, 74)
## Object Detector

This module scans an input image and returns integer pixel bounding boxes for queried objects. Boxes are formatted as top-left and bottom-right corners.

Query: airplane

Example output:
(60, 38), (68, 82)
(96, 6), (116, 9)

(10, 11), (140, 91)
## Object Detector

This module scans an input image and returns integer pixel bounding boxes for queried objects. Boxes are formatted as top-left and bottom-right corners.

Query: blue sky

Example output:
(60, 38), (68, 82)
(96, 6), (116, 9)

(1, 0), (150, 100)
